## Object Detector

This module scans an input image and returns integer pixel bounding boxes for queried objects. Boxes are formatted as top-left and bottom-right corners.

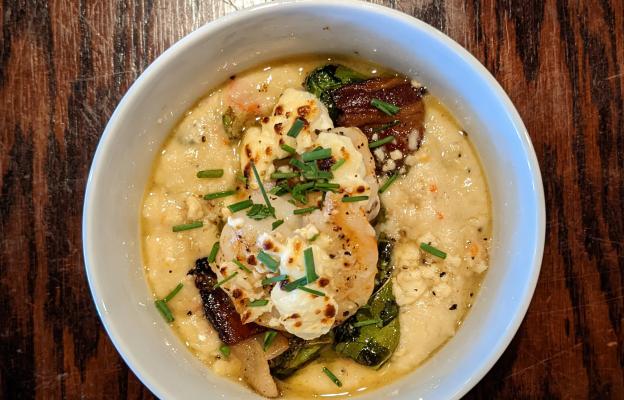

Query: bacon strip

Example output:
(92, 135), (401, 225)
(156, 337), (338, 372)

(332, 77), (426, 171)
(188, 258), (265, 345)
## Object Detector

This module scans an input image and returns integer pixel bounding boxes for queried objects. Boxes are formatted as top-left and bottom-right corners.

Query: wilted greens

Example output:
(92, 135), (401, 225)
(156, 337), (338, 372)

(333, 239), (399, 369)
(333, 278), (399, 368)
(304, 64), (367, 120)
(375, 239), (394, 290)
(269, 335), (333, 378)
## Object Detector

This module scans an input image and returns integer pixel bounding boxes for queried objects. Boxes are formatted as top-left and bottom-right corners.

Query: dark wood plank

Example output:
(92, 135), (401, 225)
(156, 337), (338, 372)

(1, 0), (622, 398)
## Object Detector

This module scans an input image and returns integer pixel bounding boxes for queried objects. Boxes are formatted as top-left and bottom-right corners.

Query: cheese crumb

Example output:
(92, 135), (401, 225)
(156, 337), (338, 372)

(390, 149), (403, 160)
(408, 131), (419, 150)
(382, 159), (396, 172)
(374, 148), (386, 161)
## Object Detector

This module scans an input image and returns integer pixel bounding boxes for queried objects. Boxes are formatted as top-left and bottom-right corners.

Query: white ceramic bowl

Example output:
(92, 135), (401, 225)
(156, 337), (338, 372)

(83, 1), (545, 399)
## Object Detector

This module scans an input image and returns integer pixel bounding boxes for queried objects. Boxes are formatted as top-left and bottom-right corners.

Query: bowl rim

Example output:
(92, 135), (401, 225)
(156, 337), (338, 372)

(82, 1), (545, 399)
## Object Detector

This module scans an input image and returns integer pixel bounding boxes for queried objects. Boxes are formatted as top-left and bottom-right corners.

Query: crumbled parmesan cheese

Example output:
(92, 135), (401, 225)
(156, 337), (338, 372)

(374, 147), (386, 161)
(382, 159), (396, 172)
(185, 195), (204, 220)
(473, 262), (488, 274)
(295, 223), (319, 241)
(393, 269), (427, 306)
(390, 149), (403, 160)
(408, 131), (419, 150)
(445, 254), (461, 269)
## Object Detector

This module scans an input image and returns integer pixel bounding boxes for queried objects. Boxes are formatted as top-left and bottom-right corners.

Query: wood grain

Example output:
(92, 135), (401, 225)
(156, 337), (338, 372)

(1, 0), (622, 398)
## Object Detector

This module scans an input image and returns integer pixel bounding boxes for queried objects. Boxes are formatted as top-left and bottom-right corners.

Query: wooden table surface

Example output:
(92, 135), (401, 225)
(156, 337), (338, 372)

(1, 0), (623, 398)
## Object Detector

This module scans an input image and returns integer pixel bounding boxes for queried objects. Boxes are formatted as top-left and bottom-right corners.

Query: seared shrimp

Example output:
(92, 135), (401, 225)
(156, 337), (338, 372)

(211, 89), (380, 340)
(319, 127), (380, 220)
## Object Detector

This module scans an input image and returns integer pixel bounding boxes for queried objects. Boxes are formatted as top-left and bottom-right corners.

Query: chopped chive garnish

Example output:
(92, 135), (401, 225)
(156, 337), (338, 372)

(219, 345), (230, 357)
(293, 206), (319, 215)
(420, 242), (447, 259)
(251, 161), (275, 218)
(163, 283), (184, 303)
(371, 98), (400, 115)
(378, 173), (399, 193)
(368, 135), (396, 149)
(270, 172), (299, 180)
(299, 286), (325, 296)
(232, 259), (252, 273)
(214, 272), (238, 288)
(280, 143), (296, 154)
(227, 199), (253, 212)
(301, 148), (332, 162)
(286, 118), (305, 138)
(263, 331), (278, 351)
(304, 248), (318, 284)
(331, 159), (346, 171)
(309, 233), (320, 242)
(283, 276), (307, 292)
(269, 185), (288, 196)
(257, 250), (280, 271)
(261, 274), (288, 285)
(372, 120), (400, 132)
(352, 318), (382, 328)
(289, 158), (308, 170)
(342, 195), (369, 203)
(272, 219), (284, 230)
(292, 182), (315, 192)
(322, 367), (342, 387)
(208, 241), (220, 263)
(204, 190), (236, 200)
(315, 182), (340, 191)
(236, 173), (247, 184)
(172, 220), (203, 232)
(249, 299), (269, 307)
(155, 300), (174, 323)
(309, 170), (333, 180)
(196, 169), (224, 178)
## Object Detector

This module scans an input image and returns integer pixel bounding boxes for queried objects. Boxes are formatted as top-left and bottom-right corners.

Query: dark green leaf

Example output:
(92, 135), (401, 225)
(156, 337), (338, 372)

(333, 278), (400, 368)
(375, 239), (394, 289)
(269, 336), (328, 378)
